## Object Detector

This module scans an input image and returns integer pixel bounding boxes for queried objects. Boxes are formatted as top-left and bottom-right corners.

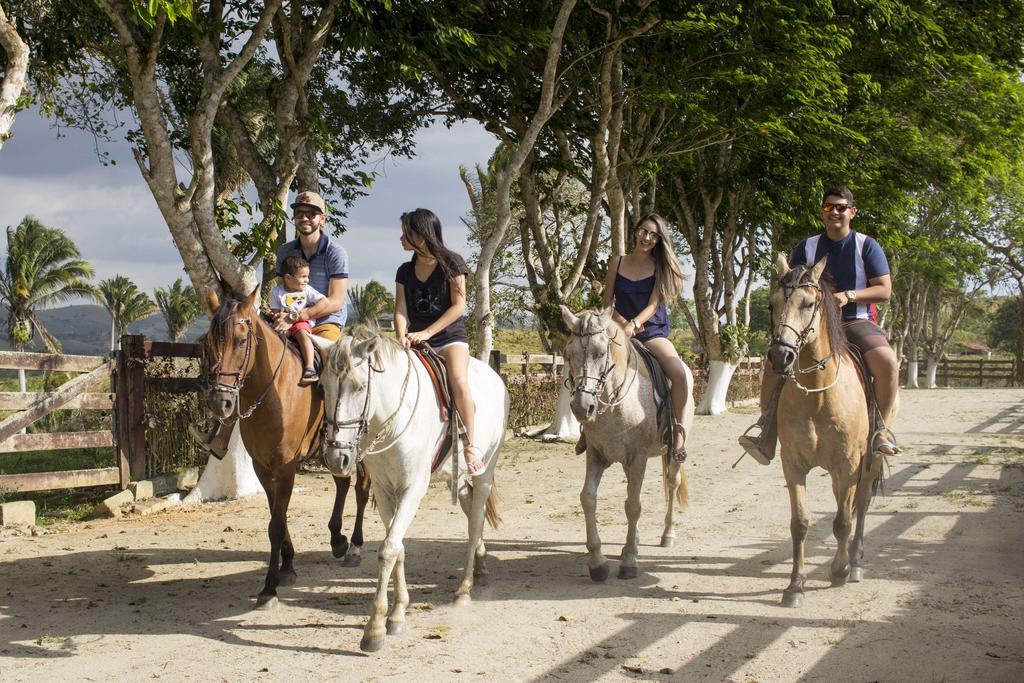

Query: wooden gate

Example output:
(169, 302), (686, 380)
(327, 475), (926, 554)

(0, 351), (119, 493)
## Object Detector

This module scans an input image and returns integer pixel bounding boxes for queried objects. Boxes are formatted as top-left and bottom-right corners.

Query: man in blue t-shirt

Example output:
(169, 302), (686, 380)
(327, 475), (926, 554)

(739, 185), (901, 464)
(271, 190), (349, 340)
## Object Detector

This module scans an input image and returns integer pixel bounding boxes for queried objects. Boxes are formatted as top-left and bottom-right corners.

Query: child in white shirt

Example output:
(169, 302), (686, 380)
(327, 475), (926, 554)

(270, 255), (325, 385)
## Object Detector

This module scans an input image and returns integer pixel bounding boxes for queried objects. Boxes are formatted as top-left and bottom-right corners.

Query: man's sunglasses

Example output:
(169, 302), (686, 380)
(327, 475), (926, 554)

(821, 202), (853, 213)
(293, 209), (322, 220)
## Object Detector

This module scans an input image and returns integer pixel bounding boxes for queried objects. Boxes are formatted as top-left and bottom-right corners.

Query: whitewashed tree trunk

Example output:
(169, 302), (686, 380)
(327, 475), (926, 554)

(182, 424), (261, 504)
(0, 4), (29, 152)
(925, 357), (939, 389)
(530, 366), (580, 441)
(905, 358), (920, 389)
(696, 360), (736, 415)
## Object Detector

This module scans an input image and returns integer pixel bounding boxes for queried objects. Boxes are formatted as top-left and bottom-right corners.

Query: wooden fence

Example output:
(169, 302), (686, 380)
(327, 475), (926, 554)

(901, 357), (1019, 387)
(0, 336), (205, 495)
(0, 351), (117, 493)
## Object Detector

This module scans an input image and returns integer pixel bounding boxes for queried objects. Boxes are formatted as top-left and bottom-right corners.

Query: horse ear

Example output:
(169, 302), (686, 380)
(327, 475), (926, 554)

(598, 305), (614, 327)
(352, 334), (379, 359)
(243, 286), (260, 312)
(560, 305), (579, 332)
(774, 252), (790, 277)
(204, 290), (220, 314)
(811, 255), (828, 282)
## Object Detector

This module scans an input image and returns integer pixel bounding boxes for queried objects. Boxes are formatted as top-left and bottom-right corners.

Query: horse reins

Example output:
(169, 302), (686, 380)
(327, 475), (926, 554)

(323, 347), (418, 460)
(206, 311), (289, 421)
(565, 326), (639, 411)
(771, 274), (842, 395)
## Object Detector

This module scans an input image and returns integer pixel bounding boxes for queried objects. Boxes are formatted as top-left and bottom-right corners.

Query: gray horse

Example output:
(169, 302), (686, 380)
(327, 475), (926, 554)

(561, 305), (694, 580)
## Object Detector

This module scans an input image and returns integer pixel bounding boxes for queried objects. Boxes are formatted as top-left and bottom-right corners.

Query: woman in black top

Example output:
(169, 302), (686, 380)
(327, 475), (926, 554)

(395, 208), (484, 476)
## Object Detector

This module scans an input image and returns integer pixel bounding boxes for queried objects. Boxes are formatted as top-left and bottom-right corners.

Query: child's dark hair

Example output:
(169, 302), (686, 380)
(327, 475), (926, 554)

(280, 255), (309, 276)
(401, 208), (463, 282)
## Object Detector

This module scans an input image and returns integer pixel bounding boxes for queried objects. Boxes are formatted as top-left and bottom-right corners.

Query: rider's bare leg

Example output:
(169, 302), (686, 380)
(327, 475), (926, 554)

(864, 344), (900, 454)
(738, 362), (782, 464)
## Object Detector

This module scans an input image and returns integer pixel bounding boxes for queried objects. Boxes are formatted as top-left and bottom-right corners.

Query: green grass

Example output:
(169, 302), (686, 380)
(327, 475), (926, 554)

(0, 447), (114, 475)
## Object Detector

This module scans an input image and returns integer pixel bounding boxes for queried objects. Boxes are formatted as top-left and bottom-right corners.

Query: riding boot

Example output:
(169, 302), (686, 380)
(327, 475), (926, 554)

(188, 419), (233, 460)
(574, 428), (587, 455)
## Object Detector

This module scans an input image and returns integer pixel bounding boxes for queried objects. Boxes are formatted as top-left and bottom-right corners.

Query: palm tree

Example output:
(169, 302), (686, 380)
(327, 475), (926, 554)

(0, 216), (94, 394)
(0, 216), (94, 354)
(348, 280), (394, 326)
(154, 278), (202, 342)
(93, 275), (157, 351)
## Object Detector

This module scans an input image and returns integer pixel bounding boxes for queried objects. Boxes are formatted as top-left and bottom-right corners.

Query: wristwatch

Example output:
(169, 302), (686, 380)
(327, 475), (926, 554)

(845, 290), (858, 302)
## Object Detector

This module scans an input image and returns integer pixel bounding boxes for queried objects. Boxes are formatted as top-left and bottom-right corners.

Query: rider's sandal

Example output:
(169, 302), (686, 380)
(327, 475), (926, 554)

(464, 444), (487, 477)
(671, 422), (688, 464)
(871, 428), (901, 457)
(298, 368), (319, 386)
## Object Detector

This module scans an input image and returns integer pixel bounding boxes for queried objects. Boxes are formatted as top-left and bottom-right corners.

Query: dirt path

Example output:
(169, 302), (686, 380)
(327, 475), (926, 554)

(1, 388), (1022, 681)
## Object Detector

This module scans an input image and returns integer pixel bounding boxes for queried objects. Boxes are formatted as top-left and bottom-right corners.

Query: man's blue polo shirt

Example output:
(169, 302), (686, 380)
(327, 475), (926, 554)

(276, 232), (349, 327)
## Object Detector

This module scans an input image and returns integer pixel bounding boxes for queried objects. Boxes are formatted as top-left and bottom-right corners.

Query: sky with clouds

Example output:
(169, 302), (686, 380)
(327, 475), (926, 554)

(0, 108), (498, 300)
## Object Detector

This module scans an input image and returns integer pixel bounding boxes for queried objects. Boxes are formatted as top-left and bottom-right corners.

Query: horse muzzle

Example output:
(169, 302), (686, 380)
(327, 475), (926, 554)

(569, 391), (598, 423)
(322, 435), (358, 478)
(205, 389), (237, 419)
(767, 341), (797, 375)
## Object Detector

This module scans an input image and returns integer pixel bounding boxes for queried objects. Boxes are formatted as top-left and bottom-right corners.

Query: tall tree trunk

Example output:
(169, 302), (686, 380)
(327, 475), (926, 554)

(472, 0), (578, 362)
(0, 4), (29, 151)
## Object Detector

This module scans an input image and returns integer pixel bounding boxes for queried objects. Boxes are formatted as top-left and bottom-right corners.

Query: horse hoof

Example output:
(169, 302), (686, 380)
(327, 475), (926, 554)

(589, 563), (610, 582)
(331, 539), (350, 559)
(360, 634), (385, 653)
(781, 590), (803, 608)
(255, 594), (278, 611)
(279, 570), (297, 587)
(849, 566), (864, 583)
(386, 620), (404, 636)
(660, 536), (675, 548)
(342, 554), (362, 568)
(831, 575), (848, 587)
(618, 565), (638, 580)
(453, 593), (471, 608)
(473, 571), (490, 587)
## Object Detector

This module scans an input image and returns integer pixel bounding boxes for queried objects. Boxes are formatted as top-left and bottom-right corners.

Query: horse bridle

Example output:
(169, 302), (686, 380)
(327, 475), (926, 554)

(322, 348), (417, 460)
(565, 326), (638, 411)
(770, 272), (841, 394)
(205, 311), (288, 421)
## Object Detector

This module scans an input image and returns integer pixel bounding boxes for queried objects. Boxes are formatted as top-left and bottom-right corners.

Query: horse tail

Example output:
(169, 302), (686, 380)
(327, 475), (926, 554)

(484, 479), (502, 529)
(662, 449), (688, 509)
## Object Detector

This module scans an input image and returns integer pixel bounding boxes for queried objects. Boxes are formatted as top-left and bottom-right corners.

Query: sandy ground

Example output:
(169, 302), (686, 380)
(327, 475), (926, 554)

(1, 388), (1022, 682)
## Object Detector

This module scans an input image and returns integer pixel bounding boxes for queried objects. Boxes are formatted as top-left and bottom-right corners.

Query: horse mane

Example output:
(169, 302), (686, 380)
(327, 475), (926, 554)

(780, 265), (849, 358)
(577, 310), (630, 368)
(326, 324), (406, 379)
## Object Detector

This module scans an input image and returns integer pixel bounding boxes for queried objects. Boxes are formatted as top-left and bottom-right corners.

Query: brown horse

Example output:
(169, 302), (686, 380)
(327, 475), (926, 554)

(767, 254), (888, 607)
(202, 288), (369, 609)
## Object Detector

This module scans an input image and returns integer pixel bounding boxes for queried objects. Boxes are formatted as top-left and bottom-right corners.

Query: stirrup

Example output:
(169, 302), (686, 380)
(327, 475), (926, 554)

(464, 443), (486, 477)
(737, 423), (773, 466)
(188, 422), (228, 461)
(574, 431), (587, 455)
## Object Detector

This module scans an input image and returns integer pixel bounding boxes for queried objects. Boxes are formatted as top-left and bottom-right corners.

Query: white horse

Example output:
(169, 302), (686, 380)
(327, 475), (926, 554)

(561, 305), (693, 581)
(319, 329), (508, 653)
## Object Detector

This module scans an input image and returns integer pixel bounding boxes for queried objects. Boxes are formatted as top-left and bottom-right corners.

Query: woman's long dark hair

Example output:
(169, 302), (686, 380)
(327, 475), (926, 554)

(401, 208), (463, 283)
(633, 213), (685, 303)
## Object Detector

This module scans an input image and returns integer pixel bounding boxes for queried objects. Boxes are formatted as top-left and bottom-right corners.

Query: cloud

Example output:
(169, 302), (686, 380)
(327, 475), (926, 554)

(0, 109), (498, 297)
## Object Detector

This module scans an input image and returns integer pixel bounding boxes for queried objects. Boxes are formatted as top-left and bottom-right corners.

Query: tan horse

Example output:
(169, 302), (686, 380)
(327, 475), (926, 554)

(560, 305), (692, 581)
(201, 288), (369, 609)
(768, 254), (888, 607)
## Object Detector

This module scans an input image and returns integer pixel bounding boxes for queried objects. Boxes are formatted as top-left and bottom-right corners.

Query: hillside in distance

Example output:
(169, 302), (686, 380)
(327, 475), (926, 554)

(0, 305), (208, 356)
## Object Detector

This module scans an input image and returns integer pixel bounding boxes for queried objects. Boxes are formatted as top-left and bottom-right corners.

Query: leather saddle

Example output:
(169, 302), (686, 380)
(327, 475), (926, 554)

(631, 339), (673, 446)
(410, 345), (461, 475)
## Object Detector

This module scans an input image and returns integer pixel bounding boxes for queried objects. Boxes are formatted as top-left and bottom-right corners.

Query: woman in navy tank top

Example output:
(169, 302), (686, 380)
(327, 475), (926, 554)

(395, 208), (484, 477)
(577, 213), (689, 461)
